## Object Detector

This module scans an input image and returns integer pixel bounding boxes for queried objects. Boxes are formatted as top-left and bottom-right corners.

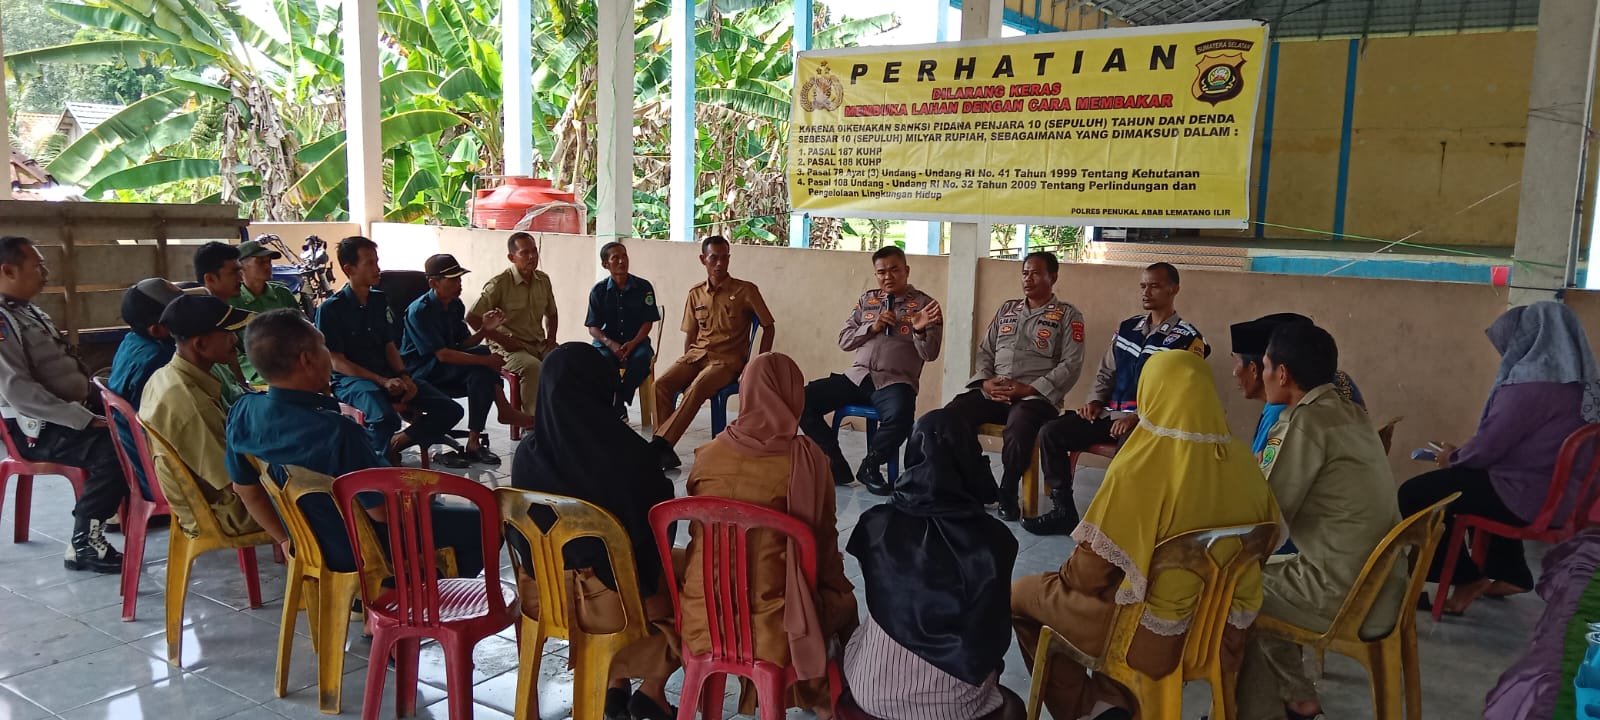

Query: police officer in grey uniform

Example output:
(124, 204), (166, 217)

(944, 251), (1087, 522)
(0, 236), (127, 573)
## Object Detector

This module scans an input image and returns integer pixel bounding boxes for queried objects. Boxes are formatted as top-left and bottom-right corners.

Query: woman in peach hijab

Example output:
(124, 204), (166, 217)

(679, 352), (859, 716)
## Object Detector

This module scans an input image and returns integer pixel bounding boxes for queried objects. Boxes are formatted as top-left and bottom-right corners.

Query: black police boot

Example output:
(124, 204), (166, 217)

(603, 688), (631, 720)
(996, 478), (1021, 521)
(830, 456), (854, 486)
(857, 453), (891, 496)
(1022, 489), (1080, 536)
(65, 516), (123, 573)
(650, 436), (682, 470)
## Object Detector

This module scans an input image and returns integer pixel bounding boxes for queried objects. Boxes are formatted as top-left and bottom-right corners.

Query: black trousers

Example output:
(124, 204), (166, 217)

(798, 374), (916, 469)
(943, 389), (1058, 489)
(418, 347), (499, 433)
(1398, 466), (1533, 589)
(1037, 413), (1118, 491)
(6, 419), (128, 521)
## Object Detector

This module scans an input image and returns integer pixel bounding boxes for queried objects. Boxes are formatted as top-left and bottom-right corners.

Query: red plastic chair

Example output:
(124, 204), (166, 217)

(649, 496), (843, 720)
(1432, 423), (1600, 621)
(332, 467), (516, 720)
(0, 404), (88, 544)
(93, 378), (265, 621)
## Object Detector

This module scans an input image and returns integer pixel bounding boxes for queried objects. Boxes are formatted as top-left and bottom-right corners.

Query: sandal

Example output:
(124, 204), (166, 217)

(467, 446), (502, 465)
(434, 450), (473, 469)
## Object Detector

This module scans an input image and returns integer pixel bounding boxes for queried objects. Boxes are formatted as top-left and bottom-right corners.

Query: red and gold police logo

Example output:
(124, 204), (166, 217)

(863, 312), (877, 321)
(1070, 321), (1085, 343)
(904, 301), (919, 310)
(865, 296), (882, 306)
(1036, 328), (1052, 340)
(999, 324), (1015, 335)
(899, 325), (912, 335)
(799, 61), (845, 112)
(1035, 339), (1050, 350)
(1192, 39), (1253, 106)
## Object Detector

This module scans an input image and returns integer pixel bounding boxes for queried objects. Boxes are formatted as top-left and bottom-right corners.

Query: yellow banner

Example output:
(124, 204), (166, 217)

(788, 20), (1268, 228)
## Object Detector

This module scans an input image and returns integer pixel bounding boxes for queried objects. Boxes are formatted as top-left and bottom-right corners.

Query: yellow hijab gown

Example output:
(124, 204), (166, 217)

(1071, 349), (1281, 635)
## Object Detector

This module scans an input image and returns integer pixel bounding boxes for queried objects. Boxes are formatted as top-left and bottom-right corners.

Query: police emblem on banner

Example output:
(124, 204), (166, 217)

(1192, 39), (1253, 106)
(799, 61), (845, 112)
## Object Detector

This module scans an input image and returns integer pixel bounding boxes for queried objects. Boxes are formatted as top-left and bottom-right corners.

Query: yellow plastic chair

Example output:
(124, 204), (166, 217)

(1240, 491), (1459, 720)
(496, 487), (650, 720)
(144, 428), (278, 668)
(977, 423), (1045, 516)
(251, 461), (388, 715)
(1026, 522), (1279, 720)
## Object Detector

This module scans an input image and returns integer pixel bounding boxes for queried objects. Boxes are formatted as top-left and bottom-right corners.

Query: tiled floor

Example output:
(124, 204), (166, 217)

(0, 401), (1544, 720)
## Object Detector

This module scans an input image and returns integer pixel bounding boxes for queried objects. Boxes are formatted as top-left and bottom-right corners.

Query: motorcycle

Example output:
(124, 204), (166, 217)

(256, 233), (336, 314)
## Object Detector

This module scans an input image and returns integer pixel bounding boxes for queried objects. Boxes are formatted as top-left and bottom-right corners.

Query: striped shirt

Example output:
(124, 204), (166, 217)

(842, 613), (1003, 720)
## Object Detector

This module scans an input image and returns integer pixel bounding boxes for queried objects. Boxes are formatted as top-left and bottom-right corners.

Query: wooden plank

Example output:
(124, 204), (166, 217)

(35, 289), (123, 331)
(0, 199), (242, 221)
(60, 223), (79, 345)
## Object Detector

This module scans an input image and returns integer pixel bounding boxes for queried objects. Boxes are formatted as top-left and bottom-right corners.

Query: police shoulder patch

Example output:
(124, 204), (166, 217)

(0, 315), (8, 343)
(645, 292), (655, 306)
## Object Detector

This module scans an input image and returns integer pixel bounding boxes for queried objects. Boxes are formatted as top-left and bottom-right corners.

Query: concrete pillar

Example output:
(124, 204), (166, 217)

(787, 0), (814, 248)
(670, 0), (696, 243)
(502, 0), (534, 177)
(941, 0), (1003, 402)
(596, 0), (635, 241)
(342, 0), (383, 231)
(1513, 0), (1600, 302)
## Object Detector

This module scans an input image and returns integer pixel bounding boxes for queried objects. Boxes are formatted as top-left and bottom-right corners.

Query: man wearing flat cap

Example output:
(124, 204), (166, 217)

(139, 295), (262, 539)
(231, 239), (303, 385)
(403, 254), (534, 467)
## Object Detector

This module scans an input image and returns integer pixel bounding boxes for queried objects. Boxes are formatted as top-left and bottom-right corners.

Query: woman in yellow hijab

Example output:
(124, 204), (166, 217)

(1011, 349), (1280, 720)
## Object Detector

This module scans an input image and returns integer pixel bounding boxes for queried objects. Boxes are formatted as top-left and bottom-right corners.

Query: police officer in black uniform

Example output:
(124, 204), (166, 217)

(0, 236), (127, 572)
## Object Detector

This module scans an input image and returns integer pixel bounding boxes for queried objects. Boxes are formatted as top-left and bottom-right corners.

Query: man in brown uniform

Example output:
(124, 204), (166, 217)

(467, 232), (557, 415)
(650, 235), (775, 469)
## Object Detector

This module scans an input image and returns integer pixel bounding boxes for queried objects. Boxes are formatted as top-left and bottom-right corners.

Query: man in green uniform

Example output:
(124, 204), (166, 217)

(230, 239), (302, 384)
(1237, 322), (1405, 720)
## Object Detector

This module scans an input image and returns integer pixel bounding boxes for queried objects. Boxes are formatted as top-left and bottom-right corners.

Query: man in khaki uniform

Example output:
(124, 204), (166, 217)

(1237, 322), (1404, 720)
(468, 232), (557, 414)
(139, 295), (262, 539)
(943, 251), (1086, 521)
(650, 235), (775, 469)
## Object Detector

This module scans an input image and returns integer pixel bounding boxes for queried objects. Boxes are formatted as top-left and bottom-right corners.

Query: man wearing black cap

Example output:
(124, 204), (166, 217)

(0, 236), (126, 572)
(1229, 313), (1366, 455)
(138, 295), (261, 538)
(317, 236), (463, 461)
(402, 254), (533, 467)
(232, 239), (302, 385)
(108, 279), (245, 506)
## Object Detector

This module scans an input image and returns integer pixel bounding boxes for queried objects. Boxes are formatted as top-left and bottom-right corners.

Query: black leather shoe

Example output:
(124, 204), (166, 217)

(627, 690), (678, 720)
(857, 461), (891, 496)
(603, 688), (630, 720)
(651, 436), (682, 470)
(1022, 495), (1080, 536)
(997, 495), (1021, 522)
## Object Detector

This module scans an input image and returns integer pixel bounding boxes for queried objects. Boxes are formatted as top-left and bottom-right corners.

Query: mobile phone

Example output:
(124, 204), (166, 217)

(1411, 448), (1437, 462)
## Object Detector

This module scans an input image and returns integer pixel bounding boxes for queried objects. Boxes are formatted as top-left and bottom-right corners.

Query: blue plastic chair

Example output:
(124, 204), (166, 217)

(675, 318), (760, 437)
(830, 404), (901, 482)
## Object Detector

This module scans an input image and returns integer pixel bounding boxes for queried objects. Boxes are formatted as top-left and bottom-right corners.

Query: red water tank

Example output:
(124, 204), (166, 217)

(468, 177), (584, 233)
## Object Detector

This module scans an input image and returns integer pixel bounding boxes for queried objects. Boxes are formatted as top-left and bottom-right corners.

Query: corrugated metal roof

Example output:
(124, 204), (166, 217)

(1038, 0), (1538, 38)
(59, 102), (125, 134)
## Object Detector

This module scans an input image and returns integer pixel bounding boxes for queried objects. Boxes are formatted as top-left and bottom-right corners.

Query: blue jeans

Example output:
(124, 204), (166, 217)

(331, 374), (464, 456)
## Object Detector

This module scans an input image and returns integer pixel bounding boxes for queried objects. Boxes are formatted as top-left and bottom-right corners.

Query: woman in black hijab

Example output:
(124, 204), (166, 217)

(843, 410), (1023, 720)
(510, 342), (679, 720)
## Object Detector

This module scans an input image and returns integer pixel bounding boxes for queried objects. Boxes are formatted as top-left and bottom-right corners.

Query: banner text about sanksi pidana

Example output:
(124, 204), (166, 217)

(786, 20), (1268, 229)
